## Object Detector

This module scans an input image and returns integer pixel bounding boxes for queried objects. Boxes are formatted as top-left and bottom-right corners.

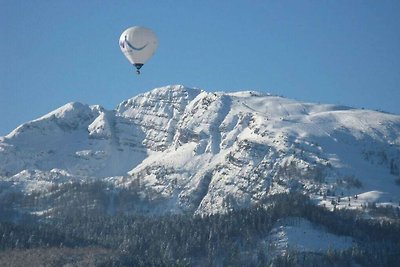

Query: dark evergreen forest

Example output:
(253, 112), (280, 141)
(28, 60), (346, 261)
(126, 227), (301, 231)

(0, 181), (399, 266)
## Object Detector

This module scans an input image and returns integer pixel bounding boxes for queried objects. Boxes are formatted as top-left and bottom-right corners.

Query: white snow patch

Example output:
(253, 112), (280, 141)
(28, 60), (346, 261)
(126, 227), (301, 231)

(267, 217), (354, 255)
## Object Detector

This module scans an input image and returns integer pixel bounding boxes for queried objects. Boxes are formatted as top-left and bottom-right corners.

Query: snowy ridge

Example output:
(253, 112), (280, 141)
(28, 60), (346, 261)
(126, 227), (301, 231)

(117, 85), (201, 151)
(1, 85), (400, 215)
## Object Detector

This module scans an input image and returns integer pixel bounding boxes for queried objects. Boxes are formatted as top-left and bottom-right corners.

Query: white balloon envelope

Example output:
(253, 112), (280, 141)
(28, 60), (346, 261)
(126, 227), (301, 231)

(119, 26), (158, 74)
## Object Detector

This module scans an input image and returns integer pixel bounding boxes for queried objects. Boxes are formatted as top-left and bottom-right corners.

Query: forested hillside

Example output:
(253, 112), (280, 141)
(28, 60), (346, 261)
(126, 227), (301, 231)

(1, 187), (399, 266)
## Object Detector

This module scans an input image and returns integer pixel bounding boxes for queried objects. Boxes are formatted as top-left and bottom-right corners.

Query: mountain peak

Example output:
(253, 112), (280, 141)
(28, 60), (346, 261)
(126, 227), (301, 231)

(41, 101), (89, 118)
(5, 101), (96, 140)
(1, 85), (400, 215)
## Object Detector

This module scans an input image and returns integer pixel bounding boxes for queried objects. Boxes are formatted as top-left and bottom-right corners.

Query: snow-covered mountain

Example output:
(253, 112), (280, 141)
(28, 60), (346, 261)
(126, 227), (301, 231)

(1, 85), (400, 215)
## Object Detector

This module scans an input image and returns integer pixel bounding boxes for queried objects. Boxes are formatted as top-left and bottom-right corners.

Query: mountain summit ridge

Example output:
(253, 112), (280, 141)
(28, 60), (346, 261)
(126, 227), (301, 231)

(1, 85), (400, 214)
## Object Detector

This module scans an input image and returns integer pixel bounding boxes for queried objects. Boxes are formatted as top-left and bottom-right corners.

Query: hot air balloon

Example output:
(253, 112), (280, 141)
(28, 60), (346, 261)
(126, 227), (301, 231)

(119, 26), (158, 74)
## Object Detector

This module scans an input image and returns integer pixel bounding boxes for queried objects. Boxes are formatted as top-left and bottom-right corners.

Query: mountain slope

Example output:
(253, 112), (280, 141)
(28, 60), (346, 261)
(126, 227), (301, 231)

(1, 85), (400, 215)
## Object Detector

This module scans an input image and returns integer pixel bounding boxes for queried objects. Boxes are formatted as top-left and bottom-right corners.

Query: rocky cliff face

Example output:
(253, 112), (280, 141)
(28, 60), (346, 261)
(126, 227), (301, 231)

(1, 85), (400, 214)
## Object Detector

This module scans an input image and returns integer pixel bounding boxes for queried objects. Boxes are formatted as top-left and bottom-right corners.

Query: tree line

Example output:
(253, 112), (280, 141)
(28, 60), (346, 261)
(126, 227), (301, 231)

(0, 181), (399, 266)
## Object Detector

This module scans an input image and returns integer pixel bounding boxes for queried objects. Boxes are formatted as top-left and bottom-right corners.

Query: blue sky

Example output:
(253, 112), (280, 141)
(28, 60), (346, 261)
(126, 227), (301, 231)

(1, 0), (399, 136)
